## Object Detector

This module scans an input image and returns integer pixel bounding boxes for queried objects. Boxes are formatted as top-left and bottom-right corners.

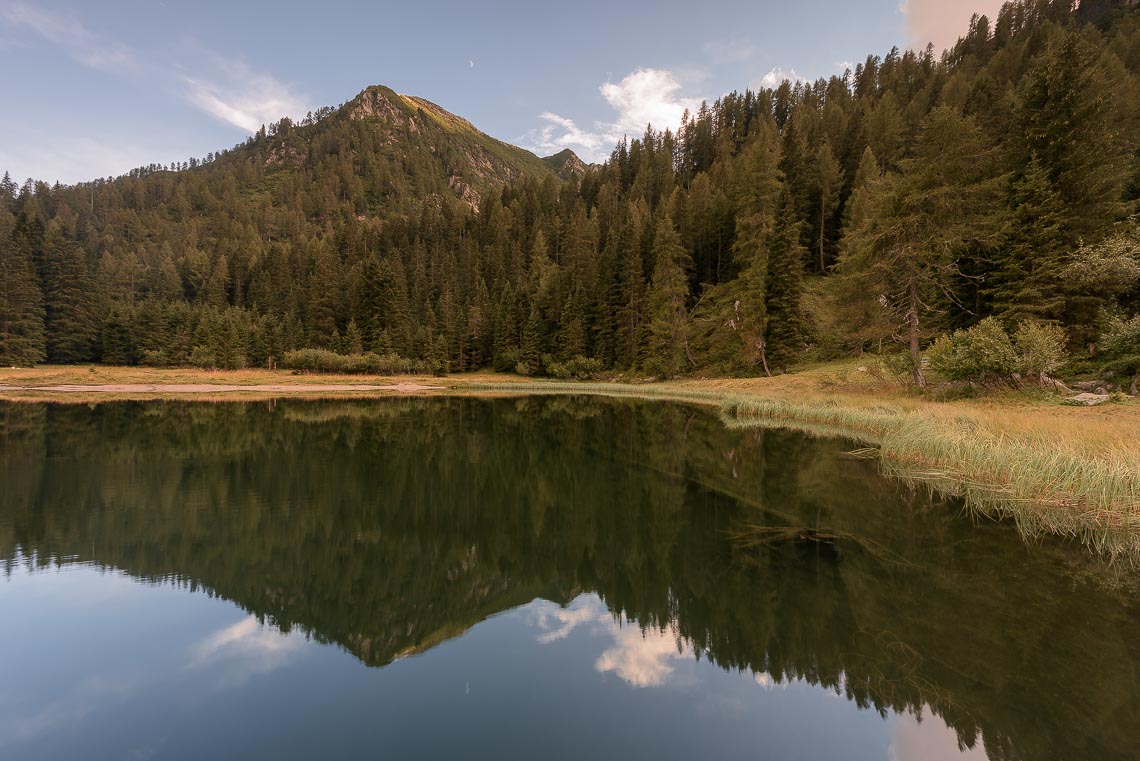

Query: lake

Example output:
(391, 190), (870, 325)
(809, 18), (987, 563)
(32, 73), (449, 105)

(1, 397), (1137, 760)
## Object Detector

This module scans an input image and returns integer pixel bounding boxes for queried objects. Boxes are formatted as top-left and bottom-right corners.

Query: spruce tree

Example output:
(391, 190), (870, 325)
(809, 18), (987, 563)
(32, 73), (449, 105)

(764, 189), (807, 373)
(1016, 28), (1131, 242)
(42, 227), (99, 364)
(812, 141), (843, 273)
(987, 157), (1068, 324)
(643, 213), (691, 377)
(840, 108), (1005, 385)
(0, 217), (46, 365)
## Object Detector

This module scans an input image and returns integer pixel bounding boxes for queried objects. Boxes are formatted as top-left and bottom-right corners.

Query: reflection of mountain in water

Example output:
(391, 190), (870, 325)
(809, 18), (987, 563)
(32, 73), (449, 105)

(1, 398), (1137, 761)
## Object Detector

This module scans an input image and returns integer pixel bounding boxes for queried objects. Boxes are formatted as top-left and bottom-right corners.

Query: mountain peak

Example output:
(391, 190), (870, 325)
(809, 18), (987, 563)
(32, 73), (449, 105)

(329, 84), (555, 211)
(542, 148), (589, 181)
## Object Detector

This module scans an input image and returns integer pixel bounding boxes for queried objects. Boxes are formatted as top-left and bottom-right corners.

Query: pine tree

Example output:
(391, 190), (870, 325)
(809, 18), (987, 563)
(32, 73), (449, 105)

(42, 227), (99, 364)
(519, 303), (542, 374)
(987, 157), (1068, 324)
(840, 108), (1006, 385)
(0, 217), (46, 365)
(344, 318), (364, 355)
(1016, 28), (1131, 242)
(730, 126), (783, 373)
(643, 213), (691, 377)
(764, 189), (807, 373)
(812, 141), (843, 273)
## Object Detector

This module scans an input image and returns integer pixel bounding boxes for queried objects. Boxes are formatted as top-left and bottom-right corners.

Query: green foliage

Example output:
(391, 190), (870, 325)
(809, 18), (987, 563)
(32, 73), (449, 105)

(642, 213), (691, 377)
(280, 348), (432, 375)
(929, 318), (1069, 382)
(541, 354), (606, 380)
(1099, 312), (1140, 356)
(5, 0), (1139, 379)
(928, 318), (1020, 382)
(1013, 322), (1068, 377)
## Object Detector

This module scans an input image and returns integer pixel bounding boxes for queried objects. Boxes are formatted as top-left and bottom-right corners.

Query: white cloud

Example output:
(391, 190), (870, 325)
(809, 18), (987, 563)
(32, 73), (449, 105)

(531, 595), (691, 689)
(0, 4), (310, 180)
(755, 67), (808, 90)
(595, 622), (690, 688)
(0, 3), (139, 74)
(900, 0), (1006, 54)
(523, 68), (704, 163)
(533, 596), (608, 644)
(187, 615), (305, 688)
(181, 56), (310, 132)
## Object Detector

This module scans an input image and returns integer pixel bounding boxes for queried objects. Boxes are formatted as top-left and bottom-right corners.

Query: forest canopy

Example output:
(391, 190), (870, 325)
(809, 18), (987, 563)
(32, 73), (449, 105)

(1, 0), (1138, 383)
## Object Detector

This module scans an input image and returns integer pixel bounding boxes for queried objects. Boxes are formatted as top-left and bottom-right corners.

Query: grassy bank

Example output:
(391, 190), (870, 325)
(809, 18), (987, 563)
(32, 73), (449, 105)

(3, 362), (1138, 558)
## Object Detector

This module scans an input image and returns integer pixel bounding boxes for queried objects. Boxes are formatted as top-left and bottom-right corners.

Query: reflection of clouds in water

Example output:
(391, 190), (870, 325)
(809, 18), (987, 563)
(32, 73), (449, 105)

(891, 710), (988, 761)
(532, 595), (690, 688)
(187, 616), (305, 688)
(753, 672), (785, 690)
(532, 596), (607, 644)
(0, 675), (136, 747)
(595, 622), (690, 688)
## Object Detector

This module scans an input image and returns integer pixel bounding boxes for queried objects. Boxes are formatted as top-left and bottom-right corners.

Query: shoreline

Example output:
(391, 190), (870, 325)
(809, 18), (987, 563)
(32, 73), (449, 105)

(2, 364), (1137, 559)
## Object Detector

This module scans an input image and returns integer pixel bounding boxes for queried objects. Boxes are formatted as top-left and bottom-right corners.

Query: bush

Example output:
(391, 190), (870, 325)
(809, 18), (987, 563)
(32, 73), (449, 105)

(542, 354), (606, 380)
(1100, 313), (1140, 357)
(280, 349), (431, 375)
(927, 318), (1019, 382)
(1013, 322), (1067, 378)
(928, 319), (1068, 383)
(189, 345), (218, 369)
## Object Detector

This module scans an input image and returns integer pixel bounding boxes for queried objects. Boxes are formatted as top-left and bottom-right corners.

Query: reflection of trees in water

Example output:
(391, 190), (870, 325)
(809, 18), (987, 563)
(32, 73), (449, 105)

(0, 398), (1137, 761)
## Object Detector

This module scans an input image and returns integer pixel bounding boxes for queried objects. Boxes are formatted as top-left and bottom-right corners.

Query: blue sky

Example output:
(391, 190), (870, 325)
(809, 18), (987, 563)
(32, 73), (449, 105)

(0, 0), (1003, 184)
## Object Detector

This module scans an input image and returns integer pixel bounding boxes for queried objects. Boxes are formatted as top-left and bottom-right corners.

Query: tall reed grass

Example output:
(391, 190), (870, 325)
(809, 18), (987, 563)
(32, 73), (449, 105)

(471, 381), (1140, 559)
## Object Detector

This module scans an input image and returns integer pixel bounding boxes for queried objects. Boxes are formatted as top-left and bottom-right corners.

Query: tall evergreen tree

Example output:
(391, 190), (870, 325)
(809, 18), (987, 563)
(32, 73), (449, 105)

(643, 213), (691, 377)
(986, 157), (1068, 324)
(812, 141), (844, 272)
(41, 227), (99, 364)
(0, 216), (46, 365)
(764, 189), (807, 373)
(840, 108), (1006, 385)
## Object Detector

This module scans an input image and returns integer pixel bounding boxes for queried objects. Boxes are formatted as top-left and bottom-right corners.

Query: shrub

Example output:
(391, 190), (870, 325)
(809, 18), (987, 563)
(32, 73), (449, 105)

(1100, 313), (1140, 357)
(542, 354), (606, 380)
(927, 318), (1019, 382)
(280, 349), (430, 375)
(189, 345), (217, 369)
(1013, 322), (1067, 378)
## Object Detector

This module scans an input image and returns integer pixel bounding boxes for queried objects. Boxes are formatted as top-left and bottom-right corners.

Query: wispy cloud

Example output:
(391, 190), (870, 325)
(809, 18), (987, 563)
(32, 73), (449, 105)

(523, 68), (704, 163)
(0, 3), (309, 137)
(0, 3), (138, 74)
(187, 615), (305, 689)
(181, 56), (310, 132)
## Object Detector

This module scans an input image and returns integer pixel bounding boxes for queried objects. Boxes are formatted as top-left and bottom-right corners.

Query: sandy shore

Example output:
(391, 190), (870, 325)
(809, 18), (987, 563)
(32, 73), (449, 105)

(0, 382), (444, 394)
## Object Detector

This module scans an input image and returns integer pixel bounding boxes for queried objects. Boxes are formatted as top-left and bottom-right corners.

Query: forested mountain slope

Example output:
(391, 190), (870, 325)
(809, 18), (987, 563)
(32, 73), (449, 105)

(1, 0), (1138, 379)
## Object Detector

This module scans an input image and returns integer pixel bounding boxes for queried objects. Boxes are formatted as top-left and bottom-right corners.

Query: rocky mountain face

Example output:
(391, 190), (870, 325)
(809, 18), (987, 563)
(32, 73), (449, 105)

(260, 84), (579, 213)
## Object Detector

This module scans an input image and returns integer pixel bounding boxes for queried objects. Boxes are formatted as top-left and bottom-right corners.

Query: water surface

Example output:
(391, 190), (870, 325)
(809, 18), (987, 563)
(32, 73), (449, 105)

(1, 398), (1136, 760)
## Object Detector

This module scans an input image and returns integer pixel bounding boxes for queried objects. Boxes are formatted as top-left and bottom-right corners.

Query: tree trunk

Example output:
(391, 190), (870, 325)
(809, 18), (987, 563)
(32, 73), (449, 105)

(907, 275), (925, 386)
(819, 199), (826, 273)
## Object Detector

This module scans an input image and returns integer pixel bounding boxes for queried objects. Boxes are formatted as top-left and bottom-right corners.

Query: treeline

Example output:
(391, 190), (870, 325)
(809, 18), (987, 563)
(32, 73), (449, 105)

(1, 0), (1138, 381)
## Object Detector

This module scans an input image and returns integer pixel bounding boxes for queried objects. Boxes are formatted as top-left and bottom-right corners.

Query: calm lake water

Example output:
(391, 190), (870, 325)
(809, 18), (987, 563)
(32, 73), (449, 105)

(1, 397), (1137, 760)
